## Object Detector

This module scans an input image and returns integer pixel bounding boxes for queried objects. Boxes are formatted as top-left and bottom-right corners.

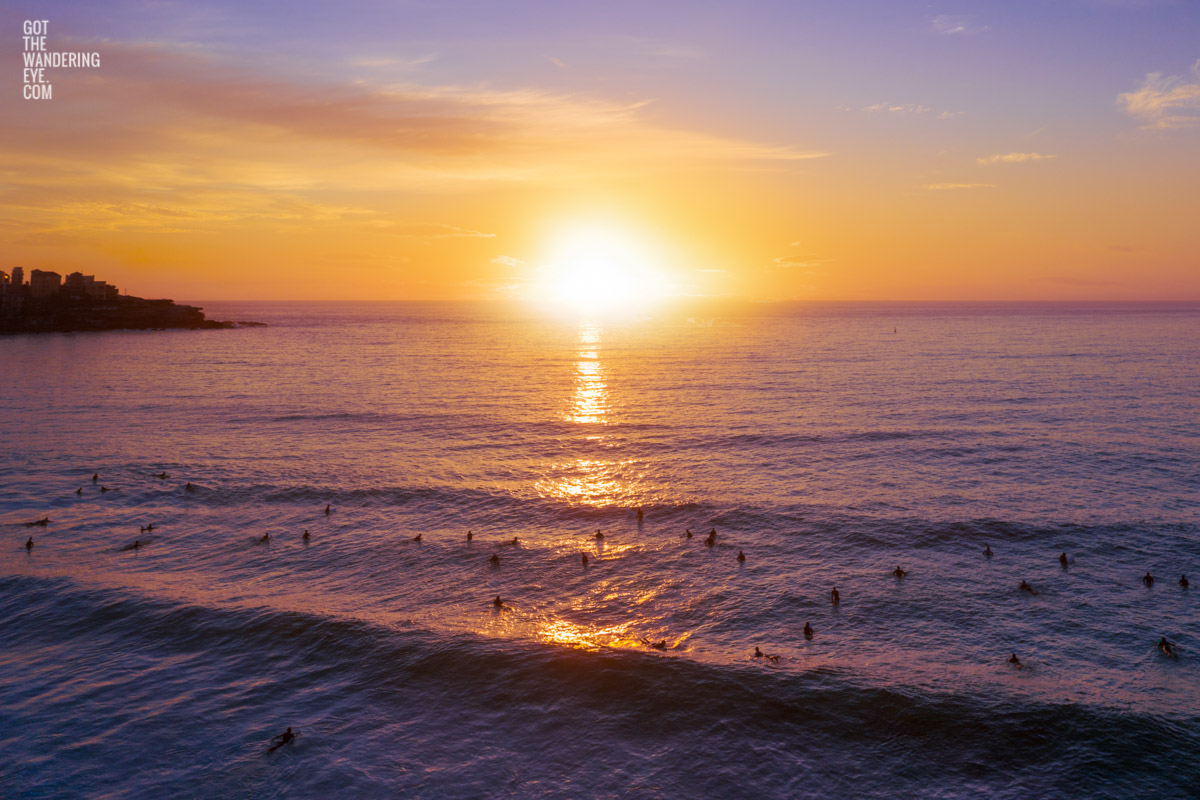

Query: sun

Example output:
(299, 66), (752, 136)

(530, 223), (671, 315)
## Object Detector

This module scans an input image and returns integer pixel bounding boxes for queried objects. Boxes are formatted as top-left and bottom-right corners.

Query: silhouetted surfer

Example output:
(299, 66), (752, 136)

(25, 537), (33, 550)
(324, 504), (331, 516)
(268, 727), (295, 752)
(25, 517), (49, 527)
(185, 482), (195, 492)
(100, 486), (109, 493)
(303, 529), (310, 541)
(737, 550), (746, 562)
(705, 530), (716, 547)
(490, 553), (499, 565)
(804, 622), (814, 640)
(1181, 574), (1189, 589)
(594, 530), (604, 540)
(493, 595), (504, 608)
(467, 530), (473, 541)
(1159, 637), (1176, 656)
(984, 545), (992, 558)
(685, 529), (693, 539)
(510, 537), (519, 546)
(754, 647), (780, 663)
(892, 566), (907, 578)
(259, 532), (270, 543)
(581, 552), (588, 565)
(642, 638), (667, 650)
(1143, 571), (1154, 587)
(1019, 580), (1037, 595)
(92, 473), (98, 482)
(156, 472), (169, 479)
(831, 586), (840, 605)
(76, 487), (82, 495)
(1059, 552), (1069, 568)
(637, 507), (644, 522)
(146, 524), (154, 532)
(412, 533), (422, 542)
(1008, 653), (1022, 669)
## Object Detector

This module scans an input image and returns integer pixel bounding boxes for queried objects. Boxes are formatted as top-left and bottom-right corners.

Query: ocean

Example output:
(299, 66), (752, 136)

(2, 301), (1198, 799)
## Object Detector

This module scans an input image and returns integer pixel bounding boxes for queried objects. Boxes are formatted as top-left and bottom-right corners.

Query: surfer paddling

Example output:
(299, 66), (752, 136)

(267, 727), (296, 753)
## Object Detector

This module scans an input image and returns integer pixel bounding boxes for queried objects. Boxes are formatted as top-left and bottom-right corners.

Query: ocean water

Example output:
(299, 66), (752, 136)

(1, 301), (1198, 799)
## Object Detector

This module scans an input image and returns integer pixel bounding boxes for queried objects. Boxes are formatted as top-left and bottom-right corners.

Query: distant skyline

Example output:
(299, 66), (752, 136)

(3, 0), (1199, 302)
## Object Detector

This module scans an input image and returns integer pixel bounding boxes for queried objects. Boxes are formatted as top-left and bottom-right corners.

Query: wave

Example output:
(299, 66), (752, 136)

(2, 573), (1195, 777)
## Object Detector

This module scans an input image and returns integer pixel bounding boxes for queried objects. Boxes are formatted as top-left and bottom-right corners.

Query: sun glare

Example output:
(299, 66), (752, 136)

(531, 224), (671, 315)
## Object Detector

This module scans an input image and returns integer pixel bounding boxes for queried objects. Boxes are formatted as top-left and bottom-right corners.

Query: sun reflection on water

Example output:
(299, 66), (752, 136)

(567, 324), (607, 425)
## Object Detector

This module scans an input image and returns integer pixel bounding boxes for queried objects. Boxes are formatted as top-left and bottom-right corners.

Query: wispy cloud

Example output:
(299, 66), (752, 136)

(924, 183), (996, 190)
(932, 15), (989, 35)
(390, 223), (494, 239)
(771, 255), (831, 269)
(977, 152), (1057, 165)
(1118, 61), (1200, 129)
(492, 254), (525, 267)
(865, 103), (930, 114)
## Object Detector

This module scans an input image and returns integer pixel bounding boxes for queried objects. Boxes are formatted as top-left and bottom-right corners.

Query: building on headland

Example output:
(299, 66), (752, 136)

(0, 265), (252, 333)
(29, 270), (62, 299)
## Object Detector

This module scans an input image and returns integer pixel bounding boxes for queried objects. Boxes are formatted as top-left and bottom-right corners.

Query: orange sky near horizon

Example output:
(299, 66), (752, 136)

(3, 3), (1199, 303)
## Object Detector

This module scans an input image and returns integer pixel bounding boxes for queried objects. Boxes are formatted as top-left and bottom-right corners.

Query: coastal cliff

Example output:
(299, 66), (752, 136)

(0, 271), (261, 334)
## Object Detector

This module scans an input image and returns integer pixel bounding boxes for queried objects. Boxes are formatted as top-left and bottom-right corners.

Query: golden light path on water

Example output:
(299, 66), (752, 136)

(535, 322), (647, 507)
(528, 322), (674, 651)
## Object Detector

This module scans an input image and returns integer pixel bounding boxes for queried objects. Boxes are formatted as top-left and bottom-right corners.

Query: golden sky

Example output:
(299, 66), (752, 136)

(3, 2), (1199, 301)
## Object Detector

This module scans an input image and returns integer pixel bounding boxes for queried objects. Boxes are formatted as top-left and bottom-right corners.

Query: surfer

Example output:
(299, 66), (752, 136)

(1059, 552), (1068, 568)
(705, 530), (716, 547)
(754, 647), (780, 663)
(76, 487), (82, 495)
(493, 596), (504, 608)
(984, 545), (992, 558)
(1019, 580), (1037, 595)
(467, 530), (473, 541)
(100, 486), (109, 493)
(582, 552), (588, 565)
(146, 524), (154, 532)
(324, 504), (331, 515)
(685, 529), (693, 539)
(490, 553), (500, 565)
(130, 540), (140, 550)
(1159, 637), (1176, 656)
(412, 533), (422, 542)
(25, 537), (33, 550)
(156, 472), (169, 479)
(892, 566), (907, 578)
(92, 473), (98, 482)
(737, 550), (746, 562)
(831, 586), (840, 605)
(637, 507), (644, 522)
(185, 482), (195, 492)
(642, 638), (667, 650)
(804, 622), (814, 640)
(1181, 574), (1189, 589)
(303, 529), (310, 541)
(267, 727), (296, 753)
(510, 537), (519, 546)
(259, 532), (270, 543)
(1143, 571), (1154, 587)
(594, 530), (604, 540)
(1008, 653), (1022, 669)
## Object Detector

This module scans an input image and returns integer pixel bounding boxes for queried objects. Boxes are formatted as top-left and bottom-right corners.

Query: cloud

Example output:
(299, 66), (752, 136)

(864, 103), (930, 114)
(924, 183), (996, 190)
(977, 152), (1057, 165)
(389, 223), (494, 239)
(932, 15), (989, 35)
(939, 110), (965, 119)
(1118, 61), (1200, 129)
(771, 255), (831, 269)
(546, 56), (567, 69)
(492, 254), (525, 267)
